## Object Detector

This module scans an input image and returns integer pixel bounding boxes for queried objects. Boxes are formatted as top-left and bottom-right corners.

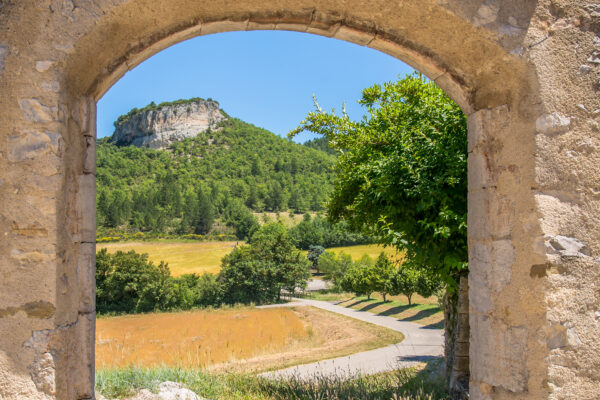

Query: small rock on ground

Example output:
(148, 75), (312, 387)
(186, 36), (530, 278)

(100, 381), (207, 400)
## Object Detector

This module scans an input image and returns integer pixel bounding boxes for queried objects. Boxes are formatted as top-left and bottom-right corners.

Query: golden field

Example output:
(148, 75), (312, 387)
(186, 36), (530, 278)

(326, 244), (404, 262)
(98, 241), (239, 276)
(253, 212), (317, 227)
(95, 306), (403, 372)
(98, 241), (397, 277)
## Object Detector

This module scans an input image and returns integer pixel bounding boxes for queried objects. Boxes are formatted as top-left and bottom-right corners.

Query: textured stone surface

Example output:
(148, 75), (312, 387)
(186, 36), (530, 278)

(110, 100), (226, 149)
(0, 1), (599, 399)
(124, 381), (206, 400)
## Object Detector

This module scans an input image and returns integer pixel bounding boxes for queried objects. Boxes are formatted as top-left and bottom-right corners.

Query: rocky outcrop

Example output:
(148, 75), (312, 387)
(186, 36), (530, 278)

(110, 99), (227, 149)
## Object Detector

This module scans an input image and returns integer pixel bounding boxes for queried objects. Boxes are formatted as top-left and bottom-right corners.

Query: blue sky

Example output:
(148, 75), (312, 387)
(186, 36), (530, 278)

(97, 30), (413, 142)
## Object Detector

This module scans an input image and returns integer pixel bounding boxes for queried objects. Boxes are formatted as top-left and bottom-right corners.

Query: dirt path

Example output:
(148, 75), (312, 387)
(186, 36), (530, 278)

(259, 298), (444, 379)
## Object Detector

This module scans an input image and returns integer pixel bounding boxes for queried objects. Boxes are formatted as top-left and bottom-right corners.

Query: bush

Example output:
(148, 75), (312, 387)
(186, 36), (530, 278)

(172, 273), (222, 308)
(96, 249), (175, 314)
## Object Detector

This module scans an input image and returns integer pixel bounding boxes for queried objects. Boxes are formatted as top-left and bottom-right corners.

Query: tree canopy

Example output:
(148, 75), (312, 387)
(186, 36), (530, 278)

(290, 74), (468, 288)
(219, 222), (311, 304)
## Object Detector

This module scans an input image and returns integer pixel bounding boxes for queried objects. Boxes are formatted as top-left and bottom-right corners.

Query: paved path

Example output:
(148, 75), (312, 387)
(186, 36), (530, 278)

(259, 298), (443, 379)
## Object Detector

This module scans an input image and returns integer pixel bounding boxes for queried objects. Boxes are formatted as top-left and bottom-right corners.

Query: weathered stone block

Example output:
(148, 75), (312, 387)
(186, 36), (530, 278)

(201, 20), (248, 35)
(19, 99), (57, 124)
(83, 136), (95, 174)
(70, 174), (96, 243)
(468, 189), (513, 240)
(0, 44), (8, 72)
(470, 315), (529, 392)
(469, 150), (494, 189)
(334, 26), (374, 46)
(7, 131), (60, 162)
(35, 61), (54, 72)
(76, 243), (95, 313)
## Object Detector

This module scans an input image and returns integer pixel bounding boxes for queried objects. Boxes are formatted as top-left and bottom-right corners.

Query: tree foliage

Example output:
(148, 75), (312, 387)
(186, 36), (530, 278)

(307, 245), (325, 270)
(96, 249), (175, 313)
(340, 255), (375, 299)
(317, 251), (354, 291)
(219, 223), (311, 304)
(290, 74), (468, 288)
(288, 214), (372, 250)
(387, 261), (441, 305)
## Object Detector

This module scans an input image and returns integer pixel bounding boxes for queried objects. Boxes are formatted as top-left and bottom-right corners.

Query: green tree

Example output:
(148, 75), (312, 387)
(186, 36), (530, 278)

(289, 74), (467, 288)
(193, 188), (214, 234)
(290, 74), (467, 390)
(223, 199), (259, 239)
(96, 249), (174, 313)
(370, 253), (396, 302)
(387, 261), (441, 305)
(172, 273), (222, 308)
(219, 223), (310, 304)
(248, 223), (311, 298)
(340, 255), (375, 299)
(306, 245), (325, 271)
(318, 251), (353, 291)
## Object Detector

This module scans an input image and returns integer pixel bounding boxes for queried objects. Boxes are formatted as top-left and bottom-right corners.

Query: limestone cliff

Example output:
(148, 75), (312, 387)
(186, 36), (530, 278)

(110, 98), (227, 149)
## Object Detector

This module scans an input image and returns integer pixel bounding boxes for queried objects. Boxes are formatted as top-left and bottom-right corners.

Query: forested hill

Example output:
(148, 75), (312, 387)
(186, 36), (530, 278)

(96, 115), (337, 236)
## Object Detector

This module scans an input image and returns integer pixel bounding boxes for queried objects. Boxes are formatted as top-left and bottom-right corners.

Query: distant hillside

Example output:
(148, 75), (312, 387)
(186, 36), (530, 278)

(97, 103), (337, 237)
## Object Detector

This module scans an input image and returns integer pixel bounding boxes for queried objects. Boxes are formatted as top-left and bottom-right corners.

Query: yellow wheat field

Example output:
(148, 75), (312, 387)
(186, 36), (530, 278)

(96, 307), (307, 369)
(326, 244), (404, 262)
(98, 241), (403, 277)
(98, 241), (239, 276)
(95, 306), (403, 372)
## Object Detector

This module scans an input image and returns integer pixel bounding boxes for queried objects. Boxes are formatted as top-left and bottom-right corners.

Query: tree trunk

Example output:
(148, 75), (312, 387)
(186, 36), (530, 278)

(444, 275), (469, 399)
(383, 293), (387, 302)
(407, 293), (412, 305)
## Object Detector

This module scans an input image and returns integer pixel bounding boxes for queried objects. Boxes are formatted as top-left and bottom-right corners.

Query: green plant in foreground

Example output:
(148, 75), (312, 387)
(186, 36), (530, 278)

(96, 361), (448, 400)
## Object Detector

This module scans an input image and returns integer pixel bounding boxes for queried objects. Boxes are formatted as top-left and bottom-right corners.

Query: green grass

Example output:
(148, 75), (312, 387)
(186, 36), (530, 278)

(96, 360), (448, 400)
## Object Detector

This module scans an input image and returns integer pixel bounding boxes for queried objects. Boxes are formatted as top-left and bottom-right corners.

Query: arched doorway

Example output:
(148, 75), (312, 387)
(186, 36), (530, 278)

(1, 1), (598, 399)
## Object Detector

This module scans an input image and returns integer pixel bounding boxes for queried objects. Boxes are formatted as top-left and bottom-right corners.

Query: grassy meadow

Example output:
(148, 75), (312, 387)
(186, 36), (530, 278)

(98, 241), (239, 276)
(96, 305), (404, 373)
(98, 241), (394, 276)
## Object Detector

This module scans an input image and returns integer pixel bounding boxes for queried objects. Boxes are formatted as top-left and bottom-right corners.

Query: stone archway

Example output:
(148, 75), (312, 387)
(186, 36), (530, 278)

(1, 1), (599, 399)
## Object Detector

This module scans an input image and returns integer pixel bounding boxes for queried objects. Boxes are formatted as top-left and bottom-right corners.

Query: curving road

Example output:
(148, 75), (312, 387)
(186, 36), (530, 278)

(259, 297), (444, 379)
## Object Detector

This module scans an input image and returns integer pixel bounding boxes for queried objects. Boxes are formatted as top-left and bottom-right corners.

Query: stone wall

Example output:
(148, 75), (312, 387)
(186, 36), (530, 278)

(0, 1), (598, 399)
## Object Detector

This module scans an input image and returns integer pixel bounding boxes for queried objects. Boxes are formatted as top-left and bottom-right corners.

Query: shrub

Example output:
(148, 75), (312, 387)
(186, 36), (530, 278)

(96, 249), (175, 313)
